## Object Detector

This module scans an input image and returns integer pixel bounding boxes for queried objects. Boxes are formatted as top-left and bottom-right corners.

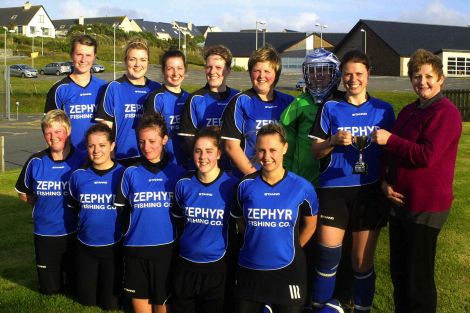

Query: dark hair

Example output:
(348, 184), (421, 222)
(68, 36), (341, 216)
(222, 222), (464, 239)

(70, 35), (98, 55)
(248, 45), (282, 86)
(204, 45), (233, 68)
(85, 123), (114, 144)
(161, 49), (186, 72)
(193, 126), (222, 150)
(407, 49), (443, 79)
(340, 49), (370, 71)
(137, 113), (168, 137)
(256, 123), (287, 144)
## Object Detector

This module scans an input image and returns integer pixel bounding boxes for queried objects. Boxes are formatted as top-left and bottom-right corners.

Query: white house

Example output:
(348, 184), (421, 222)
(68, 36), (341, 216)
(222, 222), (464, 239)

(0, 1), (55, 38)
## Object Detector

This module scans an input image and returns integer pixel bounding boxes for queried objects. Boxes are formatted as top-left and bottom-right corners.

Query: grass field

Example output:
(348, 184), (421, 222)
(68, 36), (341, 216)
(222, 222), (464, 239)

(0, 122), (468, 312)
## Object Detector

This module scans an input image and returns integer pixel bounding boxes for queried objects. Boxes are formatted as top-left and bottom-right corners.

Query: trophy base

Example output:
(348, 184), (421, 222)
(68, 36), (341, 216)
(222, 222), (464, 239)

(353, 162), (368, 174)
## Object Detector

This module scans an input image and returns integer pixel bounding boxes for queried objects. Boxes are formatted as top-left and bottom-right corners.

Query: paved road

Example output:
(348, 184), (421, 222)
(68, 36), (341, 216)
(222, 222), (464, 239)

(2, 69), (469, 171)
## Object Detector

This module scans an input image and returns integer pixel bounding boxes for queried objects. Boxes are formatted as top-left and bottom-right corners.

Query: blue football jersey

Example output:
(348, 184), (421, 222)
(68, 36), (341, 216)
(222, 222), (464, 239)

(221, 88), (294, 173)
(15, 148), (84, 236)
(114, 157), (185, 246)
(44, 75), (107, 158)
(69, 163), (125, 246)
(178, 85), (239, 136)
(309, 96), (395, 187)
(144, 85), (190, 167)
(232, 171), (318, 270)
(174, 171), (238, 263)
(95, 75), (161, 161)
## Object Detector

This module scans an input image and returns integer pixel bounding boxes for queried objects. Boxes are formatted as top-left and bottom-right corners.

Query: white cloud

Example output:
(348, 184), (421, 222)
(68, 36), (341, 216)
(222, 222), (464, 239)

(399, 0), (470, 26)
(58, 1), (98, 19)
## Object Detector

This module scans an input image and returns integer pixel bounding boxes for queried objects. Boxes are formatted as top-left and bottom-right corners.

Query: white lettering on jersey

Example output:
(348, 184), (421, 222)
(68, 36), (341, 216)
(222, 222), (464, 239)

(255, 119), (276, 130)
(337, 125), (379, 136)
(37, 181), (67, 191)
(247, 208), (293, 220)
(69, 104), (94, 114)
(80, 193), (114, 204)
(133, 191), (174, 203)
(169, 115), (181, 125)
(124, 103), (144, 113)
(185, 207), (224, 220)
(206, 117), (223, 127)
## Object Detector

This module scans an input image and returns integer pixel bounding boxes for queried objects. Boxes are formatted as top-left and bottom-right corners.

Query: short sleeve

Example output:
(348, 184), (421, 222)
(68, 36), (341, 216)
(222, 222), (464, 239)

(221, 95), (245, 141)
(95, 82), (115, 122)
(15, 156), (36, 194)
(114, 169), (131, 206)
(309, 103), (329, 140)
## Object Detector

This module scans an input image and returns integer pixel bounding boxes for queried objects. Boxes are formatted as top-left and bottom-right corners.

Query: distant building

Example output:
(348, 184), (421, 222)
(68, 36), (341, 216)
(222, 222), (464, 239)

(0, 1), (55, 38)
(334, 19), (470, 77)
(53, 16), (140, 37)
(205, 31), (338, 71)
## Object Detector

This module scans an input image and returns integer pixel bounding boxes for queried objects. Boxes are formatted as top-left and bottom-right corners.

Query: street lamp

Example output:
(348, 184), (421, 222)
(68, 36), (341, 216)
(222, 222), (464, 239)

(2, 27), (7, 68)
(113, 24), (117, 80)
(360, 28), (367, 54)
(315, 23), (328, 48)
(255, 20), (266, 50)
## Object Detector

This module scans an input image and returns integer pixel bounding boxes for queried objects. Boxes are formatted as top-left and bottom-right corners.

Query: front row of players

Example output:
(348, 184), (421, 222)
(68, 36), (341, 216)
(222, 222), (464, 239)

(16, 110), (319, 313)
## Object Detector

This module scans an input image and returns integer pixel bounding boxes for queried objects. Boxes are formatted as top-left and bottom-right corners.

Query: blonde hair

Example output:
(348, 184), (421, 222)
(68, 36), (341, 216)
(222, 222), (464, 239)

(42, 110), (71, 135)
(248, 45), (282, 86)
(124, 38), (149, 61)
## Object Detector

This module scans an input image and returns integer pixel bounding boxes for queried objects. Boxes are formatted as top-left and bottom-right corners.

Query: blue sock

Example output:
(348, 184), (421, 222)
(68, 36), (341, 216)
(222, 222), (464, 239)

(312, 244), (342, 306)
(353, 267), (376, 312)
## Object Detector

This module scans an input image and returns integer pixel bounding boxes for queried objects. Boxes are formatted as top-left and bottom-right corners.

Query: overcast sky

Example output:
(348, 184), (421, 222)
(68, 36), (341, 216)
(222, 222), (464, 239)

(4, 0), (470, 32)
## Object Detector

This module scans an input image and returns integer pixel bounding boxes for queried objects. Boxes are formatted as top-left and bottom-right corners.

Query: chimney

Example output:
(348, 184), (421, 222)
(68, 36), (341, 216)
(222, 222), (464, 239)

(188, 21), (193, 31)
(79, 16), (84, 25)
(24, 1), (32, 10)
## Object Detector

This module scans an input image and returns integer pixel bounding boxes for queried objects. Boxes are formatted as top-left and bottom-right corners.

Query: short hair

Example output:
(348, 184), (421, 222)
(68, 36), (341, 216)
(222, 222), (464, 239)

(248, 45), (282, 86)
(41, 110), (71, 135)
(407, 49), (444, 79)
(160, 49), (186, 72)
(204, 45), (233, 68)
(124, 38), (149, 61)
(137, 113), (168, 138)
(193, 126), (222, 150)
(340, 49), (370, 71)
(70, 34), (98, 55)
(256, 123), (287, 145)
(85, 123), (114, 144)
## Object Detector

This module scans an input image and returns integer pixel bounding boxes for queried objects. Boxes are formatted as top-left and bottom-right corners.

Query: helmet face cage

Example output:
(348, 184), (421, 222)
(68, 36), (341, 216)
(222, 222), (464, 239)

(302, 48), (341, 102)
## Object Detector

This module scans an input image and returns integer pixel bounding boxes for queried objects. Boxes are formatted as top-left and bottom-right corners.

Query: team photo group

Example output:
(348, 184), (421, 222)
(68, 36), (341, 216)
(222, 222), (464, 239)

(14, 33), (462, 313)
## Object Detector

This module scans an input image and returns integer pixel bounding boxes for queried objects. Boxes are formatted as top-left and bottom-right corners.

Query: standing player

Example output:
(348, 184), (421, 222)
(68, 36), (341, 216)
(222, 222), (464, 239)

(280, 48), (342, 186)
(44, 35), (107, 159)
(96, 38), (161, 166)
(68, 124), (125, 310)
(144, 49), (190, 167)
(178, 45), (239, 169)
(115, 113), (186, 313)
(309, 50), (395, 312)
(15, 110), (83, 295)
(172, 126), (238, 313)
(222, 46), (294, 177)
(232, 123), (318, 313)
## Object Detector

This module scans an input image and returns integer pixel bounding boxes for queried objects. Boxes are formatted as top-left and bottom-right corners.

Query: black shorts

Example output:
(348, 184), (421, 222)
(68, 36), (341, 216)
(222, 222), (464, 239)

(122, 244), (174, 304)
(172, 257), (226, 313)
(317, 183), (388, 231)
(34, 233), (76, 295)
(234, 251), (307, 305)
(75, 241), (122, 310)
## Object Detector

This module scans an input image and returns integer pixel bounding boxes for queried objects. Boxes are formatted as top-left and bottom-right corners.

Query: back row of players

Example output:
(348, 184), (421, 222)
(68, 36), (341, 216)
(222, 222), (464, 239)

(16, 34), (396, 313)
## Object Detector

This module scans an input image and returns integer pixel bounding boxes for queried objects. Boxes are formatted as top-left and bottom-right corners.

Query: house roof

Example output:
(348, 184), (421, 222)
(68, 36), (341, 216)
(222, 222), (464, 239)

(174, 21), (202, 37)
(52, 16), (126, 29)
(349, 19), (470, 56)
(205, 32), (307, 56)
(322, 33), (347, 46)
(133, 20), (179, 39)
(0, 4), (42, 27)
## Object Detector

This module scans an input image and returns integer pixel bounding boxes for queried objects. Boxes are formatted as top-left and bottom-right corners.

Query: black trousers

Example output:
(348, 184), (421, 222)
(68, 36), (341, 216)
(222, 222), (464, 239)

(389, 216), (441, 313)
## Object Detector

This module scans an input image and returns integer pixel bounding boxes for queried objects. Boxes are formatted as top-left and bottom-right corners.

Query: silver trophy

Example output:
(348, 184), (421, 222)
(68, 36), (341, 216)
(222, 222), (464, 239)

(352, 135), (370, 174)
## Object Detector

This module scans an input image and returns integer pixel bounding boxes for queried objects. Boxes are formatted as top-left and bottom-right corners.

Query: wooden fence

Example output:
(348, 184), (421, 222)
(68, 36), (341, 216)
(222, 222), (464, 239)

(443, 89), (470, 122)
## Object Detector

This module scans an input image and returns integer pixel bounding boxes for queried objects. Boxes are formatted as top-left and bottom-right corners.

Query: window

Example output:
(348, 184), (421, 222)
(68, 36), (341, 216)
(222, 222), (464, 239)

(11, 15), (17, 20)
(447, 56), (470, 76)
(39, 15), (44, 23)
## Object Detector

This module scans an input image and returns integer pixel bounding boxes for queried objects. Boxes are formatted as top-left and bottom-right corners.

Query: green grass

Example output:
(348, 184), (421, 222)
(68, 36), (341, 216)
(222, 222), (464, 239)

(0, 125), (469, 311)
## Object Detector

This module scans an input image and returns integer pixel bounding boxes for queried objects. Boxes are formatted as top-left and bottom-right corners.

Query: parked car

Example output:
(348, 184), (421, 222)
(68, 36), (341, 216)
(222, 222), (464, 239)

(90, 63), (105, 73)
(39, 62), (72, 76)
(9, 64), (38, 78)
(63, 61), (105, 73)
(295, 78), (306, 91)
